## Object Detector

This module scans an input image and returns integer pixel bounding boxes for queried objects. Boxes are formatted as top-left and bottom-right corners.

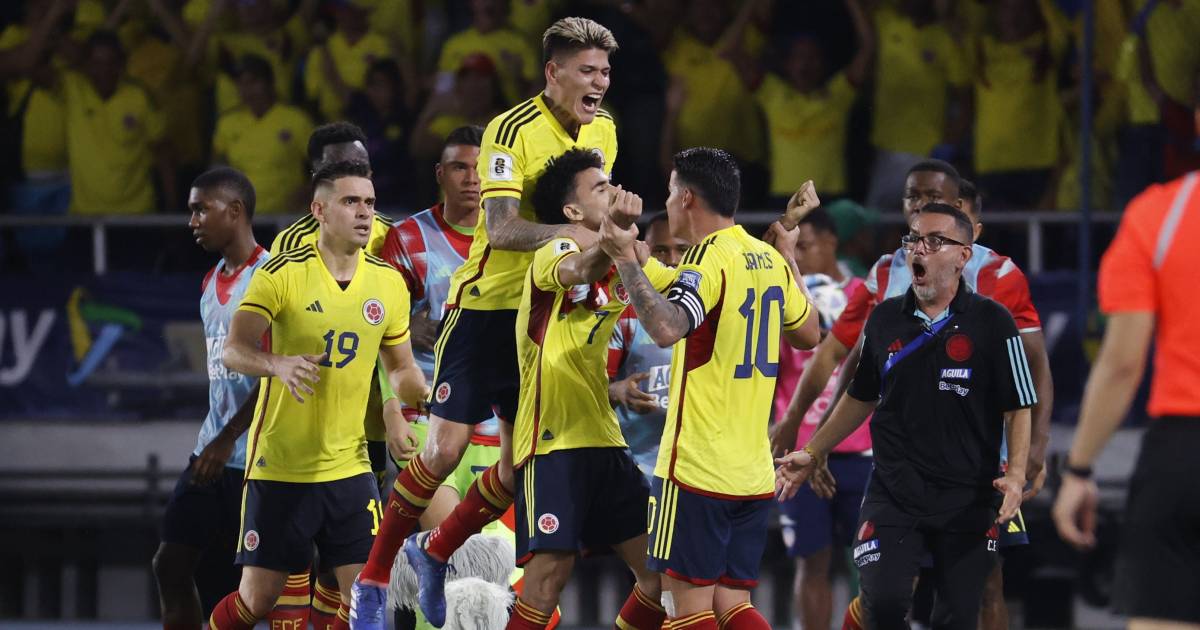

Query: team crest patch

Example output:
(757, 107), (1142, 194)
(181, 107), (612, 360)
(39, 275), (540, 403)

(538, 513), (560, 535)
(857, 520), (875, 542)
(243, 529), (260, 551)
(435, 382), (451, 404)
(945, 334), (973, 362)
(677, 270), (702, 290)
(615, 282), (629, 304)
(363, 299), (385, 325)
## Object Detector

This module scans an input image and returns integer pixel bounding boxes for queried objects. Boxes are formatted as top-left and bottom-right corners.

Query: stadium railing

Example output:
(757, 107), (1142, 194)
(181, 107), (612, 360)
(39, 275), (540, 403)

(0, 211), (1122, 275)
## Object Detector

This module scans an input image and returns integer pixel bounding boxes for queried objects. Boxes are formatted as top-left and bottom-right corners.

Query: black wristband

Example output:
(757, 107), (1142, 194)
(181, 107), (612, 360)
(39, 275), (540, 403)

(1066, 464), (1093, 479)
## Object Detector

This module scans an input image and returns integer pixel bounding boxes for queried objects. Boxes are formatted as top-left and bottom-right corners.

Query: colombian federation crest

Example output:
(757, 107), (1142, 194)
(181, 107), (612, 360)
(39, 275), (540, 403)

(614, 282), (630, 304)
(363, 299), (385, 325)
(243, 529), (260, 551)
(538, 513), (560, 534)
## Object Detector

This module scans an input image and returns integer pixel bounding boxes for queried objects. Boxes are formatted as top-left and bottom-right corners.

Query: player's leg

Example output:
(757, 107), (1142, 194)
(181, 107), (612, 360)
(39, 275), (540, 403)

(209, 566), (289, 629)
(507, 552), (575, 630)
(926, 527), (996, 630)
(793, 548), (832, 630)
(600, 450), (664, 630)
(312, 572), (344, 630)
(312, 472), (380, 629)
(978, 560), (1006, 630)
(423, 419), (514, 561)
(779, 476), (835, 630)
(709, 497), (773, 630)
(153, 542), (204, 627)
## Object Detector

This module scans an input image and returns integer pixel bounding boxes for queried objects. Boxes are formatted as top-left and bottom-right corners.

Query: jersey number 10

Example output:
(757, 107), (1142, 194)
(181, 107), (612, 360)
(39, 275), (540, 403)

(734, 286), (783, 378)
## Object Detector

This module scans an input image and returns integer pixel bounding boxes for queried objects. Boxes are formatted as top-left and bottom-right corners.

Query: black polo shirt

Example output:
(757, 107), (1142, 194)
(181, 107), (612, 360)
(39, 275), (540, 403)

(848, 278), (1037, 519)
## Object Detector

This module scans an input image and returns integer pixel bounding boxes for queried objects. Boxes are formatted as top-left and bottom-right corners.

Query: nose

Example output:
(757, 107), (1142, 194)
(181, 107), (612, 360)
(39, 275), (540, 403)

(188, 212), (200, 229)
(594, 73), (610, 91)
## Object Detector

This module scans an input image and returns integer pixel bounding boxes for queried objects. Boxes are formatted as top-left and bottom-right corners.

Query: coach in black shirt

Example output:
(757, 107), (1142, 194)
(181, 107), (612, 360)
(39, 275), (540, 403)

(776, 203), (1035, 630)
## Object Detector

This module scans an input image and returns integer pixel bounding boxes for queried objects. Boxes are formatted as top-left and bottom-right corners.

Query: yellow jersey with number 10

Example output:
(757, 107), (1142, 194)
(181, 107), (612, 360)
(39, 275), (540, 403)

(447, 94), (618, 311)
(238, 245), (411, 483)
(655, 226), (812, 499)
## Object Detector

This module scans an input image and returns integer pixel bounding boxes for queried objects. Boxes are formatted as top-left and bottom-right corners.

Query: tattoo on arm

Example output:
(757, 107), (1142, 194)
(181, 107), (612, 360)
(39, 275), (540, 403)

(485, 197), (566, 251)
(616, 260), (691, 346)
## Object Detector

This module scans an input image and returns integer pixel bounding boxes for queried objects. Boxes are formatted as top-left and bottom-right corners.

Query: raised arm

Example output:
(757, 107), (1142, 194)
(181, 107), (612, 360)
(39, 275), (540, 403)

(844, 0), (875, 88)
(485, 196), (597, 252)
(600, 215), (690, 347)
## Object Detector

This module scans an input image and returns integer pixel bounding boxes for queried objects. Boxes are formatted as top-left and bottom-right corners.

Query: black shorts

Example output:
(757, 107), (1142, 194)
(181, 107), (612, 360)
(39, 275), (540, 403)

(1113, 417), (1200, 623)
(236, 473), (380, 574)
(514, 448), (649, 565)
(161, 456), (244, 551)
(428, 308), (519, 423)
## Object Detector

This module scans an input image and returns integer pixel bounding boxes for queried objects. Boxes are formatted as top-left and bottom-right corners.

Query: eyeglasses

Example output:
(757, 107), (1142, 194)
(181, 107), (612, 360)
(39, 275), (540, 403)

(901, 233), (968, 252)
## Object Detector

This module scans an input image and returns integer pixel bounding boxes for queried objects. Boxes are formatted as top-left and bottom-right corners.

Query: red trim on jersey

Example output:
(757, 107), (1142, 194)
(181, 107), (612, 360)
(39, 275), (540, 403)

(519, 277), (557, 467)
(448, 245), (492, 309)
(242, 378), (271, 483)
(664, 568), (719, 587)
(380, 222), (421, 297)
(671, 478), (774, 501)
(667, 272), (725, 488)
(973, 254), (1042, 331)
(212, 246), (267, 306)
(718, 576), (760, 589)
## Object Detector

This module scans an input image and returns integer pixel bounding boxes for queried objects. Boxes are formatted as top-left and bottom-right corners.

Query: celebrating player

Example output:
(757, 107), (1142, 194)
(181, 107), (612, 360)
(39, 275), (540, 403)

(602, 147), (819, 629)
(352, 17), (620, 629)
(209, 161), (427, 630)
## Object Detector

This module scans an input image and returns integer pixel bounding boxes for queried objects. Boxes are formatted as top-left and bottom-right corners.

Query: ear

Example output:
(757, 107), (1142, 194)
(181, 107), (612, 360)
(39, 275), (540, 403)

(973, 222), (983, 241)
(562, 202), (584, 223)
(310, 198), (323, 222)
(961, 243), (973, 267)
(544, 59), (557, 86)
(227, 199), (244, 222)
(434, 163), (445, 186)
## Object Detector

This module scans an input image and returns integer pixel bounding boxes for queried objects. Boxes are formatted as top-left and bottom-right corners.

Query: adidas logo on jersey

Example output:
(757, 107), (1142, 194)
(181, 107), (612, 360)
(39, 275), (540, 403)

(306, 300), (324, 313)
(541, 429), (555, 441)
(469, 286), (481, 297)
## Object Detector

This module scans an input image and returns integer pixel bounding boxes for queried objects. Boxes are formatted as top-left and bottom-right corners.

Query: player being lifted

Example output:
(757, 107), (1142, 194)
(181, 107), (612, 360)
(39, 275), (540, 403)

(210, 161), (427, 630)
(352, 17), (620, 629)
(601, 148), (819, 630)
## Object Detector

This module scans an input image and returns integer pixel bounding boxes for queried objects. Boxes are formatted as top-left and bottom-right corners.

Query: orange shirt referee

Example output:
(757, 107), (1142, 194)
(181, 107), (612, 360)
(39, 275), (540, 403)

(1053, 155), (1200, 625)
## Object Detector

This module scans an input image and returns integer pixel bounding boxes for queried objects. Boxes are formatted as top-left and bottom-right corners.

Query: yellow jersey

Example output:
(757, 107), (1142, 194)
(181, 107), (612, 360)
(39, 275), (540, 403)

(213, 104), (314, 214)
(1143, 0), (1200, 105)
(238, 245), (411, 482)
(0, 26), (66, 173)
(754, 72), (856, 197)
(437, 26), (540, 106)
(447, 94), (618, 311)
(270, 213), (393, 257)
(514, 238), (676, 467)
(655, 226), (812, 499)
(971, 32), (1064, 174)
(304, 31), (392, 121)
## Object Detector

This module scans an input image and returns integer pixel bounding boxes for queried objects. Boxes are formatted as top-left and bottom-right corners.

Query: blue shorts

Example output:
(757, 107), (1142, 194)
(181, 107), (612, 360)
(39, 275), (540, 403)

(161, 456), (244, 550)
(998, 508), (1030, 549)
(646, 477), (772, 588)
(515, 448), (648, 565)
(428, 308), (519, 423)
(236, 473), (379, 574)
(780, 454), (873, 558)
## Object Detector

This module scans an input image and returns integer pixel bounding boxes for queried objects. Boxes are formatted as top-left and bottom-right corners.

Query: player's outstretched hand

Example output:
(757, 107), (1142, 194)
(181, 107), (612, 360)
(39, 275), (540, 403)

(781, 180), (820, 230)
(810, 461), (837, 499)
(775, 448), (821, 501)
(763, 220), (799, 257)
(607, 185), (643, 230)
(191, 432), (234, 485)
(599, 214), (638, 262)
(993, 473), (1024, 524)
(274, 352), (325, 402)
(609, 372), (658, 413)
(1052, 473), (1099, 550)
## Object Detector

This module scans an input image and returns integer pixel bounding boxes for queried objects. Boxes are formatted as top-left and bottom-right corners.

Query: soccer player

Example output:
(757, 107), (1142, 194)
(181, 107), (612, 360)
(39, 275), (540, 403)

(352, 17), (621, 628)
(210, 161), (428, 630)
(154, 168), (270, 629)
(602, 147), (820, 629)
(506, 148), (666, 630)
(776, 203), (1035, 630)
(608, 212), (692, 481)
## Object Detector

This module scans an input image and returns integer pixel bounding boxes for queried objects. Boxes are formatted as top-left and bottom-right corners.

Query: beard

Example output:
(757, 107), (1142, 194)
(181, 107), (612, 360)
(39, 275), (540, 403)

(913, 283), (938, 302)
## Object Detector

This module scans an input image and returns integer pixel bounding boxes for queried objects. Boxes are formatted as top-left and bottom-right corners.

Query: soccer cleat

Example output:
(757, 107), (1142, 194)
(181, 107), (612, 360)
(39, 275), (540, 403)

(404, 531), (449, 628)
(349, 574), (387, 630)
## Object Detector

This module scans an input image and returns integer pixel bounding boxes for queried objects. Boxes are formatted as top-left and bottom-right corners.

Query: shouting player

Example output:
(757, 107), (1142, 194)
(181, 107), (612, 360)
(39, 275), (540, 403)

(210, 161), (427, 630)
(352, 17), (620, 629)
(602, 147), (819, 629)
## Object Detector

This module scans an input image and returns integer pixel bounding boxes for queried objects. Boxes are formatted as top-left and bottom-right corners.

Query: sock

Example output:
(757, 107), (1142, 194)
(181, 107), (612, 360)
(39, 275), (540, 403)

(331, 603), (351, 630)
(360, 455), (443, 583)
(841, 595), (864, 630)
(208, 592), (259, 630)
(264, 570), (310, 628)
(717, 603), (769, 630)
(310, 579), (342, 630)
(426, 463), (513, 560)
(671, 612), (718, 630)
(616, 585), (667, 630)
(506, 598), (553, 630)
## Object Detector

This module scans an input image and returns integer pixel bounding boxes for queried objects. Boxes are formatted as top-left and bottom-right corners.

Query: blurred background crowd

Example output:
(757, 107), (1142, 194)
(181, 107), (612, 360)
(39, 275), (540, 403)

(0, 0), (1197, 274)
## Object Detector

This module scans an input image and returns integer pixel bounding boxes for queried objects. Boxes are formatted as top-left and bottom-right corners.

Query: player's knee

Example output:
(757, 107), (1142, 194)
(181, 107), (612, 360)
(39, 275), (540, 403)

(422, 435), (468, 477)
(151, 545), (193, 586)
(495, 460), (514, 491)
(633, 570), (661, 600)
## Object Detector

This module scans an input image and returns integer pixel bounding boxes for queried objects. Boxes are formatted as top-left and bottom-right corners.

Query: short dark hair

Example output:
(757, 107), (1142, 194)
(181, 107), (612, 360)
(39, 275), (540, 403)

(307, 122), (368, 169)
(646, 211), (670, 232)
(907, 159), (961, 189)
(917, 202), (974, 245)
(531, 148), (604, 225)
(799, 207), (837, 239)
(236, 53), (274, 87)
(959, 178), (983, 218)
(86, 29), (124, 59)
(444, 125), (484, 150)
(192, 167), (257, 218)
(672, 147), (740, 218)
(542, 17), (619, 64)
(313, 160), (372, 189)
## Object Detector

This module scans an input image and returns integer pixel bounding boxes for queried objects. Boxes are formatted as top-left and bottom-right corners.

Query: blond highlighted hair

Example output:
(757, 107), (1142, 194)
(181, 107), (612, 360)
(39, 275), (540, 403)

(542, 17), (618, 64)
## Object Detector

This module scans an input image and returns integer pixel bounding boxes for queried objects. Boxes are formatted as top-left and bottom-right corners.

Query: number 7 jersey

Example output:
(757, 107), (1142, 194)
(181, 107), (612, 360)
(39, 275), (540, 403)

(656, 225), (813, 498)
(238, 244), (411, 483)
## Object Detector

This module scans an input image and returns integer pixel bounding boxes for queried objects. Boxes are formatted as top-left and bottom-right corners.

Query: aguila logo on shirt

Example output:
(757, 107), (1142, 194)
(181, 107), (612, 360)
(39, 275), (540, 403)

(363, 299), (385, 325)
(945, 334), (973, 362)
(435, 382), (451, 404)
(538, 513), (560, 534)
(243, 529), (260, 551)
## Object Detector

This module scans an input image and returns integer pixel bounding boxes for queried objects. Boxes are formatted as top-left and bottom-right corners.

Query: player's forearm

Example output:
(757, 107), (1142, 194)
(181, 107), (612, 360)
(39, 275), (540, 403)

(377, 358), (398, 404)
(1067, 326), (1150, 468)
(217, 383), (260, 441)
(557, 246), (611, 286)
(783, 344), (838, 427)
(807, 395), (874, 455)
(614, 259), (690, 347)
(387, 362), (428, 409)
(1023, 332), (1054, 471)
(484, 197), (563, 251)
(1004, 408), (1031, 481)
(222, 341), (277, 379)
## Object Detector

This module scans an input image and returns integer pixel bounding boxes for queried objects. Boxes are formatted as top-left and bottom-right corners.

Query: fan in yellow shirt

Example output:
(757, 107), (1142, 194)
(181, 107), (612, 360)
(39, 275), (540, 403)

(437, 1), (540, 107)
(213, 55), (314, 215)
(304, 4), (392, 121)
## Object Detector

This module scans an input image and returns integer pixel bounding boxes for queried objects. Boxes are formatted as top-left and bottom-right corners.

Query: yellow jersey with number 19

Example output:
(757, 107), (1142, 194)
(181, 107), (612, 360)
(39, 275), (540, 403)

(447, 94), (618, 311)
(238, 245), (411, 483)
(655, 226), (812, 499)
(514, 237), (676, 467)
